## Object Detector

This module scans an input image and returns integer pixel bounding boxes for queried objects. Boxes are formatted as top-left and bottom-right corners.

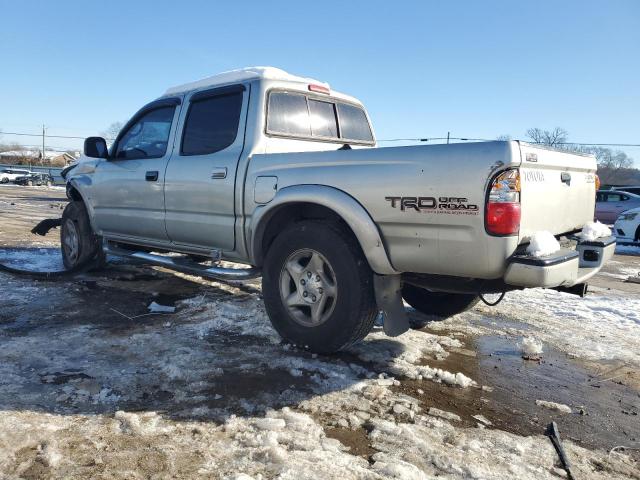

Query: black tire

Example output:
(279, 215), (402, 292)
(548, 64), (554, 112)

(635, 225), (640, 242)
(60, 201), (105, 270)
(403, 284), (479, 329)
(262, 221), (377, 354)
(1, 178), (8, 184)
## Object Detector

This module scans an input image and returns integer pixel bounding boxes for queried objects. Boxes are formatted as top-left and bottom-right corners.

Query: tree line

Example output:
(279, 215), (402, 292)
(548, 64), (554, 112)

(499, 127), (637, 185)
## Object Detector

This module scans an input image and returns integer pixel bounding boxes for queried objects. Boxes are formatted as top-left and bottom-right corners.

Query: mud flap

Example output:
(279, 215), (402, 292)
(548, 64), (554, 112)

(373, 274), (409, 337)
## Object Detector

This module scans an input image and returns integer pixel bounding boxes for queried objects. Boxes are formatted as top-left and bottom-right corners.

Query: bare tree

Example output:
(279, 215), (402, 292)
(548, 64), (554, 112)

(526, 127), (569, 148)
(101, 122), (124, 141)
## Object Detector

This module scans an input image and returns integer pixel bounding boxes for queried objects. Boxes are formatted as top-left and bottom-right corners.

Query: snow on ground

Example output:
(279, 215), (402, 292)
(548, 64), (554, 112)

(1, 269), (637, 478)
(434, 288), (640, 368)
(0, 243), (639, 478)
(1, 406), (636, 479)
(0, 247), (65, 271)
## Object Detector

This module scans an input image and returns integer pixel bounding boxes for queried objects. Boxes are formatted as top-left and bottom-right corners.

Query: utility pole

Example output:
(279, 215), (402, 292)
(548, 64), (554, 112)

(446, 131), (450, 144)
(41, 124), (46, 167)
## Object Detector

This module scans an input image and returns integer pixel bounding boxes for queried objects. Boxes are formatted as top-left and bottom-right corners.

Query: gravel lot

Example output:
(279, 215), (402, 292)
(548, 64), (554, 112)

(1, 185), (639, 479)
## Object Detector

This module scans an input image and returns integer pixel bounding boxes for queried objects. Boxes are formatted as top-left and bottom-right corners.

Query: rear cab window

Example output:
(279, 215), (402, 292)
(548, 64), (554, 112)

(266, 90), (374, 144)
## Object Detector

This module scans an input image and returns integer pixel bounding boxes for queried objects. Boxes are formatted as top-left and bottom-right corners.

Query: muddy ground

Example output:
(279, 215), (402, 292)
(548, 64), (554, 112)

(0, 184), (639, 479)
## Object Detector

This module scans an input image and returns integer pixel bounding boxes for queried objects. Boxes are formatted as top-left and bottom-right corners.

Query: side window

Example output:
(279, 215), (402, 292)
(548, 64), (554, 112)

(181, 91), (243, 156)
(115, 106), (175, 160)
(267, 92), (311, 137)
(620, 194), (629, 201)
(607, 193), (622, 202)
(337, 103), (373, 142)
(308, 99), (338, 138)
(596, 192), (603, 202)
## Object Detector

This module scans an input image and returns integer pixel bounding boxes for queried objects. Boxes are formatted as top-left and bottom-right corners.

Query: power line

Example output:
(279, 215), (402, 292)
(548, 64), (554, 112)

(0, 131), (87, 140)
(377, 137), (640, 148)
(1, 128), (638, 149)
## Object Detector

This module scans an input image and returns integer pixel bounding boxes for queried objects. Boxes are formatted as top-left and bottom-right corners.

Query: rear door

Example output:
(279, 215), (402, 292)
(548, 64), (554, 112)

(164, 84), (248, 250)
(518, 143), (597, 238)
(89, 98), (181, 241)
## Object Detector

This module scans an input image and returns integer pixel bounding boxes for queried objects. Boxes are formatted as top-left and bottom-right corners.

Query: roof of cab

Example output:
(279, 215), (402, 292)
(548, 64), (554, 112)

(164, 66), (329, 96)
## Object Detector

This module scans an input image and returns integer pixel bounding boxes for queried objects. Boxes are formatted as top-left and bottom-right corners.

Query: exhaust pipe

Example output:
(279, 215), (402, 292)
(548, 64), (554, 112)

(553, 283), (588, 297)
(103, 241), (261, 282)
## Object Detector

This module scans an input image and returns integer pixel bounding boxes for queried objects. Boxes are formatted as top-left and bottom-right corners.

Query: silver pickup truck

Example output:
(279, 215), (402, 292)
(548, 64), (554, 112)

(63, 67), (615, 353)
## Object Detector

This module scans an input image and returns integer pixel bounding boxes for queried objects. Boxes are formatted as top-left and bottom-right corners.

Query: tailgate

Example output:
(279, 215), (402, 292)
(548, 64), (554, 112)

(518, 142), (597, 241)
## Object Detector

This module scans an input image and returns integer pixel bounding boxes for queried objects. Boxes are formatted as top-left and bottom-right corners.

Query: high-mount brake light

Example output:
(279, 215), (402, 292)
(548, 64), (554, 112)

(308, 84), (330, 95)
(486, 169), (521, 236)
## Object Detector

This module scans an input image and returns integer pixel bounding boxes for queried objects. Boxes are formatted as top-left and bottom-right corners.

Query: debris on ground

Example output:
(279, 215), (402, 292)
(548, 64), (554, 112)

(546, 421), (575, 480)
(536, 400), (573, 414)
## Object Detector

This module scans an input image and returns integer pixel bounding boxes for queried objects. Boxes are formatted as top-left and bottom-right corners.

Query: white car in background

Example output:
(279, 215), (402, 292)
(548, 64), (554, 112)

(0, 168), (32, 183)
(614, 207), (640, 243)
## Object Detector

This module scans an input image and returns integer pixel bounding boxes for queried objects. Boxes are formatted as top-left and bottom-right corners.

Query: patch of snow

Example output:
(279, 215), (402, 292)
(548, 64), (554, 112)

(147, 301), (176, 313)
(428, 408), (461, 422)
(535, 400), (572, 414)
(439, 288), (640, 368)
(472, 414), (493, 426)
(579, 221), (612, 241)
(526, 231), (560, 257)
(164, 66), (329, 96)
(520, 337), (543, 360)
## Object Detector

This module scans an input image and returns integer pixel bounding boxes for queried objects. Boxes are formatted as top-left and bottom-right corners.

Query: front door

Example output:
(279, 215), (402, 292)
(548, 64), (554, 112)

(164, 84), (248, 251)
(90, 100), (180, 241)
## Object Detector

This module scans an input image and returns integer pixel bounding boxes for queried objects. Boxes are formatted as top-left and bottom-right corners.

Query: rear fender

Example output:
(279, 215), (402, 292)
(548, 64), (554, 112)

(249, 185), (398, 275)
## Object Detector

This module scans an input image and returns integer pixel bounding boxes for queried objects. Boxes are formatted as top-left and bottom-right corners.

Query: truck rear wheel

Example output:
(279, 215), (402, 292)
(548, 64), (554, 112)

(402, 284), (479, 328)
(262, 220), (377, 353)
(61, 201), (105, 271)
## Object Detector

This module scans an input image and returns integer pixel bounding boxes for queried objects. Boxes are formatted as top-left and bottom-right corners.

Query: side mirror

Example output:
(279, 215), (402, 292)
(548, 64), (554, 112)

(84, 137), (109, 159)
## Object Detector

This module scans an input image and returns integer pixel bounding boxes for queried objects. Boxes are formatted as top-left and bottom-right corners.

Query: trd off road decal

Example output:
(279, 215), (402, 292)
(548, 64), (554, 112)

(385, 196), (479, 215)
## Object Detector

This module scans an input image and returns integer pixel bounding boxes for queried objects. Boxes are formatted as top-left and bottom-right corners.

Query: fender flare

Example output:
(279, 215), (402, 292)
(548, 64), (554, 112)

(249, 184), (398, 275)
(66, 177), (99, 233)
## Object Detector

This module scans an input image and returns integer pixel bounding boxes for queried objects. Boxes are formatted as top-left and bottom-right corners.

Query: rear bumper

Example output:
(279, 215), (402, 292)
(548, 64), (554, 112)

(504, 236), (616, 288)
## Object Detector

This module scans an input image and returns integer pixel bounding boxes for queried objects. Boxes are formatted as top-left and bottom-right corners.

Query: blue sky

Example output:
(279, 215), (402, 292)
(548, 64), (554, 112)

(1, 0), (638, 163)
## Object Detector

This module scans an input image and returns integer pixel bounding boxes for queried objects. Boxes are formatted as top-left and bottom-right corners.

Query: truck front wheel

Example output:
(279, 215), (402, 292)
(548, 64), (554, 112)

(402, 284), (479, 328)
(61, 201), (105, 271)
(262, 221), (377, 353)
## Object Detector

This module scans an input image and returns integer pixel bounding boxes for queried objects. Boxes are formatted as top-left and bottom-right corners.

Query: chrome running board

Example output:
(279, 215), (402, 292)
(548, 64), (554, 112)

(103, 241), (261, 281)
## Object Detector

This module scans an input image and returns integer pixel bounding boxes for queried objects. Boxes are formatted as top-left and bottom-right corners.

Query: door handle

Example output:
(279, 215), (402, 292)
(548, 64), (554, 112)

(145, 171), (159, 181)
(211, 167), (227, 179)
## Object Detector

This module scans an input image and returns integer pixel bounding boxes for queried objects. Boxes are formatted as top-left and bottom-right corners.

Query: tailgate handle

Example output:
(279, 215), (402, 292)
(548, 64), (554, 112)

(561, 172), (571, 185)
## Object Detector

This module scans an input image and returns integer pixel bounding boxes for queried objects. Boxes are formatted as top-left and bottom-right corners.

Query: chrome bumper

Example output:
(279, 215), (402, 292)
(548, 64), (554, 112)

(504, 236), (616, 288)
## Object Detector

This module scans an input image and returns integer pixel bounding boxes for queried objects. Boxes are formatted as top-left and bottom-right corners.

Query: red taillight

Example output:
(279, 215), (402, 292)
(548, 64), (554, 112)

(486, 169), (521, 236)
(486, 202), (521, 235)
(308, 84), (330, 95)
